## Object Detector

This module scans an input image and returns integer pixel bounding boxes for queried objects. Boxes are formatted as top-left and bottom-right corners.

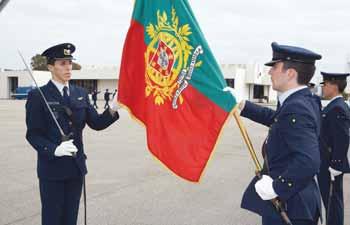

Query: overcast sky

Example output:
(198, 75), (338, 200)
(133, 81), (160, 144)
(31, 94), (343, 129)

(1, 0), (350, 76)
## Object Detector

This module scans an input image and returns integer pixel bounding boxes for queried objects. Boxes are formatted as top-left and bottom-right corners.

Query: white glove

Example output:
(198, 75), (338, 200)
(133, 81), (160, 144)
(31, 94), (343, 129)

(329, 167), (342, 181)
(255, 175), (278, 200)
(223, 86), (237, 98)
(110, 94), (121, 112)
(54, 140), (78, 157)
(223, 87), (245, 111)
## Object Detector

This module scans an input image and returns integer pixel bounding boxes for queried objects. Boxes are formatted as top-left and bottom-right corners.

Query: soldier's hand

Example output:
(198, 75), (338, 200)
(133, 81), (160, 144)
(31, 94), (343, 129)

(54, 140), (78, 157)
(110, 94), (121, 112)
(223, 86), (237, 98)
(254, 175), (278, 200)
(328, 167), (342, 181)
(223, 87), (245, 111)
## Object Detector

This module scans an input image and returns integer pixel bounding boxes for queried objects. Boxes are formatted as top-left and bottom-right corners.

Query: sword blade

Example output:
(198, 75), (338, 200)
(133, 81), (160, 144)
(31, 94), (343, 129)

(0, 0), (10, 13)
(18, 50), (66, 138)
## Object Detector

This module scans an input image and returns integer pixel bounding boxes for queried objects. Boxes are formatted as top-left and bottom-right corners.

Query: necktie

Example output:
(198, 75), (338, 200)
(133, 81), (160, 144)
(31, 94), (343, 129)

(63, 86), (70, 106)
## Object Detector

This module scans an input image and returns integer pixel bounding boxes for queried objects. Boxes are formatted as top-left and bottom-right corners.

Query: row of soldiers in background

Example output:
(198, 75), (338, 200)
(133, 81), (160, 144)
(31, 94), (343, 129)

(91, 89), (117, 109)
(225, 42), (349, 225)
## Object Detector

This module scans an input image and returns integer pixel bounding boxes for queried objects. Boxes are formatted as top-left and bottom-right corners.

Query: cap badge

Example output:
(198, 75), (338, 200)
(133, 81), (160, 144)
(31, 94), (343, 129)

(64, 49), (71, 56)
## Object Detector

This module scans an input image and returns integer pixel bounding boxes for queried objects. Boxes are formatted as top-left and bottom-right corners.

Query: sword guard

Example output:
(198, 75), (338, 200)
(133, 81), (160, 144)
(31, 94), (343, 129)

(61, 133), (77, 158)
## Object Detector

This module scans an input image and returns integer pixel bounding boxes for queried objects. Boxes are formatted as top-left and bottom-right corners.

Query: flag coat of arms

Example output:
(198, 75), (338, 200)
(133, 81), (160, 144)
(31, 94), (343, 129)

(118, 0), (236, 182)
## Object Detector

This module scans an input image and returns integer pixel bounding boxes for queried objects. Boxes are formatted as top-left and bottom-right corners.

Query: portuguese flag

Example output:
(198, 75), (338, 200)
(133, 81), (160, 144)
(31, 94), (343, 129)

(118, 0), (236, 182)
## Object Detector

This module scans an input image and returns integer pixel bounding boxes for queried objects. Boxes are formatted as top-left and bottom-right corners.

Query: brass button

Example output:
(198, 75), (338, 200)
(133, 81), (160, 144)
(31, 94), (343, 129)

(281, 179), (285, 183)
(288, 183), (292, 187)
(69, 122), (73, 125)
(292, 118), (296, 123)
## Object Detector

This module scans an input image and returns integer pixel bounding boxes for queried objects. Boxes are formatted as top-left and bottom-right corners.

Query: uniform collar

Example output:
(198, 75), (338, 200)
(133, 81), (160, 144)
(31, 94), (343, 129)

(278, 86), (308, 106)
(328, 95), (343, 104)
(51, 79), (69, 96)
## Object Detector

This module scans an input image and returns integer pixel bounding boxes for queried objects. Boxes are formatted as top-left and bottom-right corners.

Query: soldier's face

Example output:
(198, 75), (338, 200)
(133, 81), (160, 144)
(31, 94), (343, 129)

(48, 59), (72, 84)
(268, 62), (290, 92)
(322, 81), (336, 99)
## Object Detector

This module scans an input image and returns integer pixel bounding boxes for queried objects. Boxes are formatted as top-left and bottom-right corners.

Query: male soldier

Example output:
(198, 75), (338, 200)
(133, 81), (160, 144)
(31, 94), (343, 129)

(318, 72), (350, 225)
(91, 89), (100, 109)
(225, 42), (322, 225)
(104, 88), (111, 109)
(25, 43), (120, 225)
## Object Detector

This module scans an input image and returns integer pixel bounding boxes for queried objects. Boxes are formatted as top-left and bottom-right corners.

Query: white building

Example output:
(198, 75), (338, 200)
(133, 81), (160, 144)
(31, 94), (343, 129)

(0, 65), (119, 100)
(0, 64), (277, 103)
(221, 63), (277, 103)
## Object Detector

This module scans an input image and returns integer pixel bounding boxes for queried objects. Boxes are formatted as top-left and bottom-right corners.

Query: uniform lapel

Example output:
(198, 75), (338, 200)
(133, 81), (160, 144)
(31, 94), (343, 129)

(47, 80), (64, 103)
(274, 88), (310, 117)
(68, 84), (79, 105)
(323, 97), (342, 114)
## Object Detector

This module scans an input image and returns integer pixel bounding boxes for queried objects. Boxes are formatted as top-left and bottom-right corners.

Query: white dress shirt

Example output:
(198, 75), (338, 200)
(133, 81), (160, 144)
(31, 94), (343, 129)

(51, 79), (69, 96)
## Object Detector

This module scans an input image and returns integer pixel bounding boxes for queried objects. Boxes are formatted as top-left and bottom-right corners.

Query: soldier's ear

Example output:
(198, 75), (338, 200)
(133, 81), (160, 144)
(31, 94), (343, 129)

(286, 68), (297, 81)
(47, 64), (54, 72)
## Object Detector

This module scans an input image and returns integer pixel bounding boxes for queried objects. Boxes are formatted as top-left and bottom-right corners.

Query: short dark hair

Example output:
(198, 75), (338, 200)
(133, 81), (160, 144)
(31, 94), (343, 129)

(47, 58), (55, 65)
(282, 61), (316, 85)
(328, 79), (347, 93)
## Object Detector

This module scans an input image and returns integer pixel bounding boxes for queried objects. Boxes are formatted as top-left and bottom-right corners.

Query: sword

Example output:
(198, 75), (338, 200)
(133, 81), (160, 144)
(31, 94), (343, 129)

(326, 173), (335, 225)
(18, 50), (76, 156)
(0, 0), (10, 13)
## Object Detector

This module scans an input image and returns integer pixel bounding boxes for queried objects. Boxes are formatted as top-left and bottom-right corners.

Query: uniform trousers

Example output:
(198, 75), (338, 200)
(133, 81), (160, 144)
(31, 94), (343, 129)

(39, 177), (83, 225)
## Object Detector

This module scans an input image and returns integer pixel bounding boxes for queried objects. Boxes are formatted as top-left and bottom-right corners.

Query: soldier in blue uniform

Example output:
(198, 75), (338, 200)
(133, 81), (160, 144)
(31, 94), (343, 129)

(225, 42), (322, 225)
(91, 89), (100, 109)
(25, 43), (120, 225)
(318, 72), (350, 225)
(104, 89), (111, 109)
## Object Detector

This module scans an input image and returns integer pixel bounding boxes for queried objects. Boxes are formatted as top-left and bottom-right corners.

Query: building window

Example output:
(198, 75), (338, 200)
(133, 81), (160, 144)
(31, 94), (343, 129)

(70, 80), (97, 93)
(253, 85), (264, 99)
(8, 77), (18, 94)
(226, 79), (235, 88)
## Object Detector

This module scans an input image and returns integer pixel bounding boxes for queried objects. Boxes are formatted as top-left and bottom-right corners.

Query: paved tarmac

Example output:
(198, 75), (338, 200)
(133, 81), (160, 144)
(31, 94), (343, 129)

(0, 100), (348, 225)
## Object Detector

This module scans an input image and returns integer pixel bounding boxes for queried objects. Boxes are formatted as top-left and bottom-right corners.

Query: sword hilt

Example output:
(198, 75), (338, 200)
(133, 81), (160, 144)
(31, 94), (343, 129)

(256, 170), (293, 225)
(271, 198), (293, 225)
(61, 133), (77, 158)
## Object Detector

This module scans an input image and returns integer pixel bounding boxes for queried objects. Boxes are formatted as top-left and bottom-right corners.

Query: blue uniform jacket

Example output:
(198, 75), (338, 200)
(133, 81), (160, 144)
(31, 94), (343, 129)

(320, 97), (350, 173)
(25, 81), (119, 180)
(240, 88), (321, 220)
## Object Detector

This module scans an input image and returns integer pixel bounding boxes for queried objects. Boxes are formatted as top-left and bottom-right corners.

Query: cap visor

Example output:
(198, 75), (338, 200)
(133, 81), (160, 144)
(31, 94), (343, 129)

(54, 57), (75, 61)
(264, 59), (281, 67)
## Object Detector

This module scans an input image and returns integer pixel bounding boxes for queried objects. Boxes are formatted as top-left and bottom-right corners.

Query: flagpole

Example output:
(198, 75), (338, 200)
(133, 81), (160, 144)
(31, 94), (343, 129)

(232, 109), (262, 173)
(232, 109), (293, 225)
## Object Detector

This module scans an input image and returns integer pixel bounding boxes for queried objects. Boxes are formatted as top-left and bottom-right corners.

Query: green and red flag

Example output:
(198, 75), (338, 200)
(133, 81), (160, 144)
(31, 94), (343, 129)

(118, 0), (236, 182)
